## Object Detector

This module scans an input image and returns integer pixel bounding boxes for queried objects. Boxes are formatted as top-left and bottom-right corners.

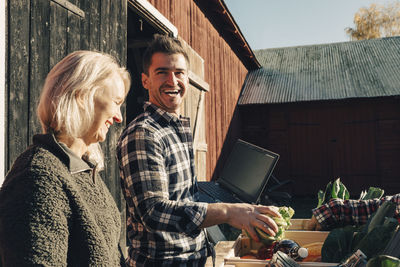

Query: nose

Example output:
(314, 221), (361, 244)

(165, 72), (178, 86)
(113, 108), (123, 124)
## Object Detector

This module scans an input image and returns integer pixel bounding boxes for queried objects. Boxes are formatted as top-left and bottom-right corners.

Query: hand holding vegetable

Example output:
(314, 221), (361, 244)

(215, 203), (281, 242)
(245, 206), (295, 245)
(200, 203), (280, 242)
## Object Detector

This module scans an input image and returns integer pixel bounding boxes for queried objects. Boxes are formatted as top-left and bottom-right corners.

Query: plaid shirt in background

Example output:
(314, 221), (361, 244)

(117, 102), (208, 267)
(312, 194), (400, 230)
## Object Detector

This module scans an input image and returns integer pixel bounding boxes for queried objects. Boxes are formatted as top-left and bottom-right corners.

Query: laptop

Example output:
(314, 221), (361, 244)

(198, 139), (279, 204)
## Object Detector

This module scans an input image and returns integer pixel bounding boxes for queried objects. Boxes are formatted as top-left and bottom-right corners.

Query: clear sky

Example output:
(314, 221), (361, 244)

(224, 0), (398, 50)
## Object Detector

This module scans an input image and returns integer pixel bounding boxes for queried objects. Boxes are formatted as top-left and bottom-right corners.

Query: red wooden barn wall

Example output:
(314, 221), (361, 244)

(148, 0), (249, 180)
(240, 98), (400, 196)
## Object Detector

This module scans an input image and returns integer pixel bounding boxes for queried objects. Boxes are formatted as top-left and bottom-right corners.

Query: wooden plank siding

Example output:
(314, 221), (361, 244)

(148, 0), (249, 180)
(4, 0), (8, 180)
(29, 0), (50, 142)
(8, 0), (30, 172)
(240, 97), (400, 196)
(7, 0), (128, 249)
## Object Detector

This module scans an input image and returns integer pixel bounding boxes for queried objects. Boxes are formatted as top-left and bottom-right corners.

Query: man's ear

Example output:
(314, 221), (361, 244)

(142, 73), (149, 90)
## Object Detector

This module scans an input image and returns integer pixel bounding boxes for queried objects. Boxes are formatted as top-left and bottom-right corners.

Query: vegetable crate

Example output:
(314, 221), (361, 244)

(224, 219), (336, 267)
(286, 219), (329, 246)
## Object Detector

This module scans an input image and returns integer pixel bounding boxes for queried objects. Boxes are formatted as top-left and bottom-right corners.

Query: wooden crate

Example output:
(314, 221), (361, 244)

(240, 219), (329, 246)
(289, 219), (311, 230)
(224, 234), (335, 266)
(286, 219), (331, 246)
(225, 220), (335, 267)
(284, 230), (329, 246)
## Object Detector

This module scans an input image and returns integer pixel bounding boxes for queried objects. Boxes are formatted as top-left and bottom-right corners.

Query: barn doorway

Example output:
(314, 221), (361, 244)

(126, 1), (178, 123)
(125, 2), (209, 181)
(126, 8), (157, 123)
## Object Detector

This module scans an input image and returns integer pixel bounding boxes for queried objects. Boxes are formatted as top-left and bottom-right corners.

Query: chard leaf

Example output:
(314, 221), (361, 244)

(317, 189), (325, 208)
(323, 181), (333, 204)
(367, 255), (400, 267)
(337, 180), (350, 200)
(331, 178), (341, 199)
(321, 225), (356, 262)
(367, 201), (396, 234)
(363, 187), (384, 200)
(359, 190), (367, 200)
(354, 219), (398, 259)
(344, 188), (350, 200)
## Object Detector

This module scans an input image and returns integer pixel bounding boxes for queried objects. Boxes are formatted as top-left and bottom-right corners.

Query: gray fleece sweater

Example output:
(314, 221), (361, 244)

(0, 134), (123, 266)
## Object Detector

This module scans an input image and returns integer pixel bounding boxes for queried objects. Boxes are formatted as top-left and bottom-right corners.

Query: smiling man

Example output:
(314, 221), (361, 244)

(142, 51), (187, 115)
(117, 34), (280, 267)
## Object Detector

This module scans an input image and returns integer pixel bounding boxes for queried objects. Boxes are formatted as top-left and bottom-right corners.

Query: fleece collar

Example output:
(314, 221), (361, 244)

(33, 133), (93, 174)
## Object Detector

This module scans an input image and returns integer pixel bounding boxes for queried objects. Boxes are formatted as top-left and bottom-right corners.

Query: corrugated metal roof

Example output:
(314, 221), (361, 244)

(238, 37), (400, 105)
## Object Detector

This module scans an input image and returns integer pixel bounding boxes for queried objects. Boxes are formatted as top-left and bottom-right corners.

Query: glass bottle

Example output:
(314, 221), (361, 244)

(274, 239), (309, 261)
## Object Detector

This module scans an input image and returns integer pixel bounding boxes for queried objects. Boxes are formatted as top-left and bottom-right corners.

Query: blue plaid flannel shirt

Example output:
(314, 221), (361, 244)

(117, 102), (209, 266)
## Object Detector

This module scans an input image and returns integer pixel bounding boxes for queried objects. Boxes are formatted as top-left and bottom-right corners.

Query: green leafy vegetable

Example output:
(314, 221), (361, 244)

(317, 178), (350, 208)
(359, 187), (385, 201)
(245, 206), (295, 245)
(354, 217), (398, 259)
(317, 189), (325, 208)
(317, 179), (384, 209)
(366, 255), (400, 267)
(321, 225), (357, 262)
(338, 181), (350, 200)
(366, 201), (396, 234)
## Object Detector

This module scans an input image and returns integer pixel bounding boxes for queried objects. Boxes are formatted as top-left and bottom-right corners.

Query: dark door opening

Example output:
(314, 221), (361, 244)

(126, 7), (161, 123)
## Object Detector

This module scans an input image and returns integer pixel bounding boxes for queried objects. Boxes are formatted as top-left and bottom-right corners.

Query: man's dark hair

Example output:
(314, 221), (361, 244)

(142, 34), (190, 75)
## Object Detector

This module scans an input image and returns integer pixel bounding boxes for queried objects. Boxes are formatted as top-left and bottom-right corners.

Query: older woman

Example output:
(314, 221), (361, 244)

(0, 51), (131, 266)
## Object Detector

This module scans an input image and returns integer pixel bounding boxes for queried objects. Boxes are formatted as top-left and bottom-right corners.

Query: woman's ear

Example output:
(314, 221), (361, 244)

(75, 91), (86, 109)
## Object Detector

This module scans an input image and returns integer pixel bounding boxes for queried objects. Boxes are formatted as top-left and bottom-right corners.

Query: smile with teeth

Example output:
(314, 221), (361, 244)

(164, 89), (181, 95)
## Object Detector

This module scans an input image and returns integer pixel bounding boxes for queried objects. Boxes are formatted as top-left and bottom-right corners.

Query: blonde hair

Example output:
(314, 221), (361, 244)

(37, 50), (131, 168)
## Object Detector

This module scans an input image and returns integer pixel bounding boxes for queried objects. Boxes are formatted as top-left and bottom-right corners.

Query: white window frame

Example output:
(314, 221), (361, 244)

(0, 0), (6, 184)
(128, 0), (178, 37)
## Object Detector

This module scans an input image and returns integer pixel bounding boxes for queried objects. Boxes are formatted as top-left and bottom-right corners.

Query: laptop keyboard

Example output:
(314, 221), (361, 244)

(198, 182), (242, 203)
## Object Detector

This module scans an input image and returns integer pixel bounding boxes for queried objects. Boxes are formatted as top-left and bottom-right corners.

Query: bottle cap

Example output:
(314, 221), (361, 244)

(298, 247), (308, 259)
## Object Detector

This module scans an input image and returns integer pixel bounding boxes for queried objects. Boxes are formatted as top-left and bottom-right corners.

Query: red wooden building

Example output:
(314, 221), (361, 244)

(239, 38), (400, 196)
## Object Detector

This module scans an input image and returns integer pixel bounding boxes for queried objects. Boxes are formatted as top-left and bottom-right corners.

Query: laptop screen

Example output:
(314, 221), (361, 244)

(218, 139), (279, 204)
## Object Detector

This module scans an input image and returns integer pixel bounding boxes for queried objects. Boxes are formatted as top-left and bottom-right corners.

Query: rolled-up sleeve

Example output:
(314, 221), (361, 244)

(312, 195), (400, 230)
(117, 126), (207, 236)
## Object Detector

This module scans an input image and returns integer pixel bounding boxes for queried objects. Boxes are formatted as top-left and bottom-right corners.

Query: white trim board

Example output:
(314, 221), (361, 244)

(0, 0), (6, 184)
(128, 0), (178, 37)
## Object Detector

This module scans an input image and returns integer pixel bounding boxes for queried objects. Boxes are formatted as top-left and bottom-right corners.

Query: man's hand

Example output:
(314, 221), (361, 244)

(306, 215), (323, 231)
(227, 204), (281, 242)
(201, 203), (281, 242)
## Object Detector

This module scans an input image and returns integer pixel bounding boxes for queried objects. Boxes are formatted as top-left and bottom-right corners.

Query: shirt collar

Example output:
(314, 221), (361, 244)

(33, 133), (93, 174)
(143, 102), (190, 124)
